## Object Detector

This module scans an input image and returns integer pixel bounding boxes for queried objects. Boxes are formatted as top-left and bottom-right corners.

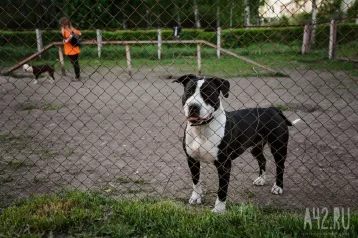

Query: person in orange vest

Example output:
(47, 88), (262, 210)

(59, 17), (82, 81)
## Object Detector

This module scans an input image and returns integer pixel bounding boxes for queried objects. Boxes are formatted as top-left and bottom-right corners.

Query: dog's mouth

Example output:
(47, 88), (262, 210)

(187, 113), (213, 125)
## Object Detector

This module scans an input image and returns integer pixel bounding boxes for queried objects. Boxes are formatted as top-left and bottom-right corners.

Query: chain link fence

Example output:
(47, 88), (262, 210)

(0, 0), (358, 211)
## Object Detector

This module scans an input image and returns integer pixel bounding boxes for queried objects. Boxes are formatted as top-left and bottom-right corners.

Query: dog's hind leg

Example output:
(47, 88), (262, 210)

(269, 136), (288, 195)
(188, 157), (203, 205)
(49, 72), (55, 84)
(252, 141), (267, 186)
(33, 75), (39, 84)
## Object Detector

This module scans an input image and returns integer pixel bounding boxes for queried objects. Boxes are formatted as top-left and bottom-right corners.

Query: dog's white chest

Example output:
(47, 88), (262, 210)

(185, 114), (226, 164)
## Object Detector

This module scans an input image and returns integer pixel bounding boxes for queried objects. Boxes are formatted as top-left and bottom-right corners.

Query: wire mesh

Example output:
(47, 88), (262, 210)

(0, 0), (357, 211)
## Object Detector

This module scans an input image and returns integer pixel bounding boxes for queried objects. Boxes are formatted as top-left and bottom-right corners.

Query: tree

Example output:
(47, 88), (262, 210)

(244, 0), (250, 27)
(311, 0), (317, 45)
(193, 0), (201, 28)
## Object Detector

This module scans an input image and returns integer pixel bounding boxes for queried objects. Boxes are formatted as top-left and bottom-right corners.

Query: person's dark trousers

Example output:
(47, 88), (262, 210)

(67, 54), (80, 79)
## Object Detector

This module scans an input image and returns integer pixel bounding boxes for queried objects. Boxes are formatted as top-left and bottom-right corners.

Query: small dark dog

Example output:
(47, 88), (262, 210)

(23, 64), (55, 84)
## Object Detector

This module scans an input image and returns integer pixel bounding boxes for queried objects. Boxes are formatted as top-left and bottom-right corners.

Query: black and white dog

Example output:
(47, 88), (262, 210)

(174, 74), (300, 212)
(23, 64), (55, 84)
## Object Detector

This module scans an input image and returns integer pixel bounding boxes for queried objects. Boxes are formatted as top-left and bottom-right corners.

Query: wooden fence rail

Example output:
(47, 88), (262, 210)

(5, 40), (279, 76)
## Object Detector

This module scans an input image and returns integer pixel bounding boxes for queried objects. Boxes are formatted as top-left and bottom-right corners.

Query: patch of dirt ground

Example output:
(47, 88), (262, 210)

(1, 66), (358, 211)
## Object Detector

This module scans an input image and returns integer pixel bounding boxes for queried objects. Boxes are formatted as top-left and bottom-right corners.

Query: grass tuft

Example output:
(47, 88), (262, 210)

(0, 191), (356, 237)
(42, 104), (62, 111)
(22, 104), (39, 111)
(276, 104), (292, 111)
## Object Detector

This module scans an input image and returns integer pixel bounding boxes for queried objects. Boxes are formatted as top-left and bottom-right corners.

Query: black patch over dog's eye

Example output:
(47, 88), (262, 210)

(187, 86), (196, 94)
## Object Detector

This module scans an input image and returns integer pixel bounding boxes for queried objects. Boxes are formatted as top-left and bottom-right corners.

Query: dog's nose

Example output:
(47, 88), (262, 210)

(188, 104), (201, 115)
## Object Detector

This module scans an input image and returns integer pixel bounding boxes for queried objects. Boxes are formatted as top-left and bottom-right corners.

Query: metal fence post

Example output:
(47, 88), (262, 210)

(217, 27), (221, 59)
(329, 20), (337, 59)
(197, 43), (201, 75)
(96, 29), (102, 58)
(35, 29), (43, 56)
(126, 44), (132, 76)
(302, 24), (311, 54)
(158, 29), (162, 60)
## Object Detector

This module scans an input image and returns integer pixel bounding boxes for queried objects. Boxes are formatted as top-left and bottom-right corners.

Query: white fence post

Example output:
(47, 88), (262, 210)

(217, 27), (221, 59)
(301, 24), (311, 54)
(158, 29), (162, 60)
(329, 20), (337, 59)
(126, 44), (132, 76)
(35, 29), (43, 54)
(197, 43), (201, 75)
(96, 29), (102, 58)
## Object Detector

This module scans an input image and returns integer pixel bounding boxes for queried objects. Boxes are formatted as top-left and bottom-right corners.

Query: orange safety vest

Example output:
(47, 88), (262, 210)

(62, 29), (81, 55)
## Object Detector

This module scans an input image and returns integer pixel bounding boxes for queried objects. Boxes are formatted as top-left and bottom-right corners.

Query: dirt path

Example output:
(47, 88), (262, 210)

(1, 67), (357, 210)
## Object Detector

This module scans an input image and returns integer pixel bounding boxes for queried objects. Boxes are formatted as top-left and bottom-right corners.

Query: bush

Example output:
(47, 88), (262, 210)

(0, 23), (357, 50)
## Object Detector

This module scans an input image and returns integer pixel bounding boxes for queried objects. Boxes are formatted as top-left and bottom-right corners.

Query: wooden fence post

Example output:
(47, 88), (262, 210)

(197, 43), (201, 75)
(158, 29), (162, 60)
(217, 27), (221, 59)
(329, 20), (337, 59)
(126, 44), (132, 76)
(57, 46), (66, 76)
(36, 29), (43, 55)
(96, 29), (102, 58)
(301, 24), (311, 54)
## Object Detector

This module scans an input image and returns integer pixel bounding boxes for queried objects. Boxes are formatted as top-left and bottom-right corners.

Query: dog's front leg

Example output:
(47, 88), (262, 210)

(213, 159), (232, 213)
(188, 156), (203, 204)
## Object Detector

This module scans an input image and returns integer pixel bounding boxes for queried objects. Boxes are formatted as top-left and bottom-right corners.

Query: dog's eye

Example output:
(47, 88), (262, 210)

(187, 87), (195, 93)
(202, 89), (212, 96)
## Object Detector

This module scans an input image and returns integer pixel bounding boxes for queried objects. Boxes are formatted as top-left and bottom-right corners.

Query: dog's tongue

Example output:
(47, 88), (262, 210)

(188, 116), (200, 122)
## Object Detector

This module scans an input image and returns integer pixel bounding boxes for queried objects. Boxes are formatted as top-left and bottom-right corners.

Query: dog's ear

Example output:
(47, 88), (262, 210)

(172, 74), (197, 86)
(212, 78), (230, 98)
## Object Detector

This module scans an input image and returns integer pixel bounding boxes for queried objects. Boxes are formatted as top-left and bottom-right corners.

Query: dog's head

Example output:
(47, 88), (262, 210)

(23, 64), (33, 73)
(173, 74), (230, 124)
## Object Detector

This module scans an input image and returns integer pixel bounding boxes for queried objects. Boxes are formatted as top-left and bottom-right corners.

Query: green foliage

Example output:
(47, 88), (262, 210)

(317, 0), (344, 22)
(0, 0), (264, 30)
(1, 23), (357, 50)
(347, 0), (358, 20)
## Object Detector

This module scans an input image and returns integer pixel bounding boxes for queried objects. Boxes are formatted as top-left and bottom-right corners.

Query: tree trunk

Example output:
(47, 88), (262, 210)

(143, 0), (152, 28)
(244, 0), (250, 27)
(176, 0), (181, 26)
(311, 0), (317, 45)
(229, 0), (233, 28)
(193, 0), (201, 28)
(123, 12), (128, 29)
(216, 1), (220, 28)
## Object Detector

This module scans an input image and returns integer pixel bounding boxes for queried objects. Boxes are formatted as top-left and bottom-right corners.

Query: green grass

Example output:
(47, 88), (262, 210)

(0, 134), (6, 143)
(276, 104), (292, 111)
(42, 104), (62, 111)
(8, 160), (25, 168)
(42, 150), (57, 159)
(116, 177), (150, 184)
(22, 104), (39, 111)
(0, 191), (356, 237)
(1, 42), (357, 77)
(22, 104), (62, 111)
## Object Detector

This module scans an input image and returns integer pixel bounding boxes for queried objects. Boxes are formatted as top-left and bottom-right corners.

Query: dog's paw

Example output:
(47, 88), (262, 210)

(271, 183), (283, 195)
(211, 198), (226, 213)
(253, 173), (266, 186)
(33, 80), (38, 84)
(189, 190), (203, 204)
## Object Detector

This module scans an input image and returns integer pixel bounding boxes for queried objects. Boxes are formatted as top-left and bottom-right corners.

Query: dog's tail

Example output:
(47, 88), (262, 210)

(272, 107), (301, 126)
